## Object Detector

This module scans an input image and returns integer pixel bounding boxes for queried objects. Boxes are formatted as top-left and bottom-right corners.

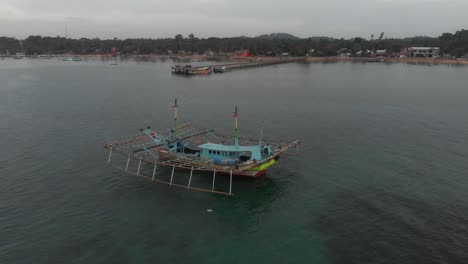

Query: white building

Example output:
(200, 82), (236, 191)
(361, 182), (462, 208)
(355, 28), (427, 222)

(407, 47), (440, 58)
(375, 50), (387, 56)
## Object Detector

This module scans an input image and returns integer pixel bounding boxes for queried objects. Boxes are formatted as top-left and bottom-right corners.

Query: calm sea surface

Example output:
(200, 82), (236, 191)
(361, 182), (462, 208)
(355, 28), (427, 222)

(1, 58), (468, 264)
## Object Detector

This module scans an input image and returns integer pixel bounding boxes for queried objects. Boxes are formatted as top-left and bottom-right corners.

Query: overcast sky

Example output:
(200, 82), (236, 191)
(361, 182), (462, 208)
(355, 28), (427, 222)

(1, 0), (467, 39)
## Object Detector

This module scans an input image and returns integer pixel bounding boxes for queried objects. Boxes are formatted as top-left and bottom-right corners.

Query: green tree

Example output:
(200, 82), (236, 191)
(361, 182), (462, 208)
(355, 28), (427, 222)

(379, 32), (384, 40)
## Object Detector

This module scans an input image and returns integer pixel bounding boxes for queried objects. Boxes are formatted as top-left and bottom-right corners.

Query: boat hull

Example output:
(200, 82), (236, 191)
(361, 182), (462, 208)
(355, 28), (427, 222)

(188, 67), (212, 75)
(236, 170), (266, 177)
(236, 157), (278, 177)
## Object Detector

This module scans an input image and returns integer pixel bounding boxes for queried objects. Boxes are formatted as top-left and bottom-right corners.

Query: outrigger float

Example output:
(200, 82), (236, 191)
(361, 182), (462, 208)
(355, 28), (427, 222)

(104, 99), (300, 195)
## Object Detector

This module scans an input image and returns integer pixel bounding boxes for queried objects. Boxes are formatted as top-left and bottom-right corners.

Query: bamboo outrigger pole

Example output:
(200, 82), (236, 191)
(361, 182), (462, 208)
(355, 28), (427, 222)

(234, 106), (239, 146)
(172, 97), (178, 140)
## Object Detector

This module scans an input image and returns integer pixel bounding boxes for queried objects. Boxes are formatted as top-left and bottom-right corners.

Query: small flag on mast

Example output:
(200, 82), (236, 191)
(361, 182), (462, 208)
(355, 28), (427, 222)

(233, 105), (238, 117)
(172, 97), (178, 108)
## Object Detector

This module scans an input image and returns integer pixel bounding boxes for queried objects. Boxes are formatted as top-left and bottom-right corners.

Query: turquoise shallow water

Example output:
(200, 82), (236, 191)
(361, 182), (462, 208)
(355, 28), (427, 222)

(1, 58), (468, 263)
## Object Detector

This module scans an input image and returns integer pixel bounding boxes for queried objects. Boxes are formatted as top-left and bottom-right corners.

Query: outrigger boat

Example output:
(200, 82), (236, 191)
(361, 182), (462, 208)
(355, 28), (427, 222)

(104, 99), (299, 195)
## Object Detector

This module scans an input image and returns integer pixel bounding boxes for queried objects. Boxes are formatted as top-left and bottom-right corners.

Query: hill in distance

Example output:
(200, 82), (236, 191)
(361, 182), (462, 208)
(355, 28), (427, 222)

(255, 33), (300, 40)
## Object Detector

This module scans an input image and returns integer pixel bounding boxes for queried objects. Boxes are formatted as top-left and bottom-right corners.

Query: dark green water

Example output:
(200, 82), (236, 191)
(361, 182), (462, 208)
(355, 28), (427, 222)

(1, 58), (468, 263)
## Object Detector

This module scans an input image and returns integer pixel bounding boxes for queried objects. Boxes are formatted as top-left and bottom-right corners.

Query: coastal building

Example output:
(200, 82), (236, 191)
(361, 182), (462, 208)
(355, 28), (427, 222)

(306, 49), (315, 56)
(356, 49), (373, 56)
(375, 49), (387, 56)
(407, 47), (440, 58)
(232, 50), (250, 57)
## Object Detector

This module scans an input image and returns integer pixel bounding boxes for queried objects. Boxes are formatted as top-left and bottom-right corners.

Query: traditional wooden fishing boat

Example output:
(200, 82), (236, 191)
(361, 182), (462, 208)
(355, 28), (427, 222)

(188, 66), (212, 75)
(104, 99), (299, 195)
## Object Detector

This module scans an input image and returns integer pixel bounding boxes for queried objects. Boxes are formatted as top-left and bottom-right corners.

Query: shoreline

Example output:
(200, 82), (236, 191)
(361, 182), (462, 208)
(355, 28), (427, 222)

(3, 54), (468, 65)
(305, 56), (468, 65)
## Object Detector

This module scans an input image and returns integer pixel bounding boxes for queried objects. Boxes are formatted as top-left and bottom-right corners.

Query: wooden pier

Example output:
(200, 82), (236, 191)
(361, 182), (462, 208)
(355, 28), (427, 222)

(171, 57), (306, 75)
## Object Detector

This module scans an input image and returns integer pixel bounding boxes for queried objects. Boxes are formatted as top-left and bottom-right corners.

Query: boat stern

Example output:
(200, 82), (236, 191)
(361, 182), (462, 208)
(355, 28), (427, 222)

(238, 158), (278, 177)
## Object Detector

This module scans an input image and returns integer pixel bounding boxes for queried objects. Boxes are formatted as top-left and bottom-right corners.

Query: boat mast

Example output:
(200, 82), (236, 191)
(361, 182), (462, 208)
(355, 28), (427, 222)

(234, 106), (239, 146)
(259, 123), (264, 146)
(172, 98), (178, 139)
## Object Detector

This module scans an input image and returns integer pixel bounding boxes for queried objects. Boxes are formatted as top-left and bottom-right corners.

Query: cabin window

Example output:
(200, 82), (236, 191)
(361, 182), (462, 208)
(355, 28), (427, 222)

(208, 150), (212, 154)
(217, 151), (221, 155)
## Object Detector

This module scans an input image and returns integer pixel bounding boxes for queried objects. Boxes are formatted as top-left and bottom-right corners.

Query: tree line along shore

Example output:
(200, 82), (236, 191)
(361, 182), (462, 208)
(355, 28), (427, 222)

(1, 30), (467, 60)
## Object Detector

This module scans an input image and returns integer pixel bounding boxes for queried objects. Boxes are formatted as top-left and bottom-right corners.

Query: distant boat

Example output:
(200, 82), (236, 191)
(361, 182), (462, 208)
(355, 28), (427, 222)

(376, 56), (385, 62)
(62, 57), (83, 62)
(213, 66), (226, 73)
(13, 54), (25, 59)
(188, 66), (212, 75)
